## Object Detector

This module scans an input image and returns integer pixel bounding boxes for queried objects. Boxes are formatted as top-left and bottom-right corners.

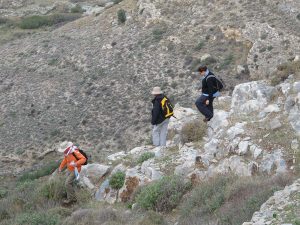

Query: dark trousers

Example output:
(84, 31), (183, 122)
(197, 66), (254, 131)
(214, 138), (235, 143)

(195, 95), (215, 119)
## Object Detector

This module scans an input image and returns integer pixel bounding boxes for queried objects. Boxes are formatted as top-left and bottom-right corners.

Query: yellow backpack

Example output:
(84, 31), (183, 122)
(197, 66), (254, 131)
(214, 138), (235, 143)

(161, 96), (174, 118)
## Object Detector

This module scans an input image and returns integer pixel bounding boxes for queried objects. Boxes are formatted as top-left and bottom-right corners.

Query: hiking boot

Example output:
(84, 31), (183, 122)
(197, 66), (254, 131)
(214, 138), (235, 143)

(62, 199), (77, 206)
(203, 117), (211, 123)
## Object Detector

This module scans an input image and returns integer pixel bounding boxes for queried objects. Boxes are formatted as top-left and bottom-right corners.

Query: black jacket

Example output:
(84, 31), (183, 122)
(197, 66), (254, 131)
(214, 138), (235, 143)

(151, 94), (165, 125)
(202, 71), (218, 100)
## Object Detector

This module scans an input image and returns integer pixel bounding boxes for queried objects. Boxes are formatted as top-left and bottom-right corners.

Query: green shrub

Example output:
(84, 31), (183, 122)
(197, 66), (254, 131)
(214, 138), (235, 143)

(19, 13), (81, 29)
(19, 15), (49, 29)
(71, 5), (85, 14)
(152, 26), (167, 41)
(113, 0), (123, 4)
(297, 13), (300, 20)
(14, 212), (60, 225)
(219, 54), (234, 69)
(0, 189), (7, 199)
(195, 41), (205, 51)
(136, 175), (190, 212)
(267, 45), (273, 51)
(117, 9), (126, 24)
(138, 152), (155, 164)
(109, 171), (125, 190)
(180, 120), (206, 144)
(18, 160), (60, 182)
(40, 176), (67, 201)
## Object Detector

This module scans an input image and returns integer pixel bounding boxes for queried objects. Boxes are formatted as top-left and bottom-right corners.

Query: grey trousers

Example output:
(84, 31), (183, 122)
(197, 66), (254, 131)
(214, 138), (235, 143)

(65, 172), (76, 201)
(152, 118), (170, 146)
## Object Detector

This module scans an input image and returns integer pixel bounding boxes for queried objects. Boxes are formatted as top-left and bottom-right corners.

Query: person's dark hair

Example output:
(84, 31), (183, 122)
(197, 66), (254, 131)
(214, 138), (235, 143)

(198, 66), (207, 72)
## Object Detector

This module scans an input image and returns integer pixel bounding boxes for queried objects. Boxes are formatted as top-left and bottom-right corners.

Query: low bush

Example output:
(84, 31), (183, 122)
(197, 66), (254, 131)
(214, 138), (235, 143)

(19, 13), (81, 29)
(18, 160), (60, 182)
(113, 0), (123, 4)
(179, 175), (293, 225)
(136, 175), (190, 212)
(271, 60), (300, 86)
(0, 189), (7, 199)
(195, 41), (205, 51)
(219, 54), (234, 69)
(14, 211), (60, 225)
(109, 171), (126, 190)
(152, 26), (167, 41)
(40, 176), (67, 201)
(180, 120), (206, 144)
(117, 9), (126, 24)
(71, 5), (85, 14)
(138, 152), (155, 164)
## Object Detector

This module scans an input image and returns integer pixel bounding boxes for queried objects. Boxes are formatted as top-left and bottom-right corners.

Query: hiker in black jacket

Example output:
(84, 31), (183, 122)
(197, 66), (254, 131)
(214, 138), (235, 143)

(151, 87), (170, 146)
(195, 66), (220, 122)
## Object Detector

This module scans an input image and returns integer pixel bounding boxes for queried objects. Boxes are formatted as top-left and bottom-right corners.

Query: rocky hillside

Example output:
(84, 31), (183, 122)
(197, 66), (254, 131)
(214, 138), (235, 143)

(1, 0), (300, 170)
(1, 77), (299, 225)
(0, 1), (300, 224)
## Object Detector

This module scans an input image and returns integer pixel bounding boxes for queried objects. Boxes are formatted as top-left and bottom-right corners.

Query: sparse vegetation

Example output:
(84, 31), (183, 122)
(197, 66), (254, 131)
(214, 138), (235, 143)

(0, 189), (7, 199)
(113, 0), (123, 4)
(19, 13), (81, 29)
(14, 211), (60, 225)
(137, 152), (155, 164)
(297, 13), (300, 20)
(117, 9), (126, 24)
(271, 60), (300, 86)
(71, 5), (85, 14)
(40, 176), (67, 201)
(202, 56), (217, 66)
(136, 175), (190, 212)
(195, 41), (205, 51)
(180, 120), (206, 144)
(179, 175), (292, 225)
(152, 26), (167, 41)
(18, 161), (60, 183)
(219, 54), (234, 69)
(137, 211), (168, 225)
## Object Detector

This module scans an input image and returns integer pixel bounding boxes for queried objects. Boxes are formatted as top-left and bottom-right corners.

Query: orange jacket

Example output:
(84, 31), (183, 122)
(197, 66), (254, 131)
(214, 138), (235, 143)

(59, 150), (86, 172)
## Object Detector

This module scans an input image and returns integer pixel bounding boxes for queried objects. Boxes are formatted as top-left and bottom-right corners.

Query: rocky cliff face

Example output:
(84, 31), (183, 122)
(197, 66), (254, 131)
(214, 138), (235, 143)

(0, 0), (300, 167)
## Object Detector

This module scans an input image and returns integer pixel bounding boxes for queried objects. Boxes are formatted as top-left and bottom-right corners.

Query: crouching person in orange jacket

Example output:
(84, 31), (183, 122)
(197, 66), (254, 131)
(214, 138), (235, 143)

(58, 141), (86, 206)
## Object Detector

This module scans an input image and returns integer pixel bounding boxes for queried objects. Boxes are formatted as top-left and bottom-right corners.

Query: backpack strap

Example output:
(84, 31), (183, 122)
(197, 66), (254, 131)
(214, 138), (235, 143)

(72, 152), (79, 161)
(205, 74), (216, 81)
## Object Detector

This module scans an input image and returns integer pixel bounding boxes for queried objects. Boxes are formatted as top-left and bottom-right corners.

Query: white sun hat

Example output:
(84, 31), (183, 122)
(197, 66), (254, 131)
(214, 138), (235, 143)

(57, 141), (73, 153)
(151, 87), (163, 95)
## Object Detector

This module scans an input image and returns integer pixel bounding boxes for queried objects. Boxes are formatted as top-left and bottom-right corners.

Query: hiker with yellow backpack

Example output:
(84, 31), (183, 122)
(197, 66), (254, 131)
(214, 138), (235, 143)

(151, 87), (174, 146)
